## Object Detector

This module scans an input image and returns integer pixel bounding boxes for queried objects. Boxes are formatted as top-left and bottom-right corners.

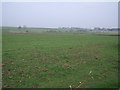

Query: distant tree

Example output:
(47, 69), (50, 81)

(18, 26), (21, 29)
(94, 27), (101, 30)
(26, 30), (28, 33)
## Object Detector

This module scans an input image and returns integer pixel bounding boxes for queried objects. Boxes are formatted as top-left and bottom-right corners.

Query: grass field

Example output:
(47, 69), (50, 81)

(2, 27), (118, 88)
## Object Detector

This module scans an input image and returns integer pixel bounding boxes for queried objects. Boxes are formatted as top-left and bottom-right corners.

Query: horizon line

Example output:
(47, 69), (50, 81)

(1, 26), (118, 29)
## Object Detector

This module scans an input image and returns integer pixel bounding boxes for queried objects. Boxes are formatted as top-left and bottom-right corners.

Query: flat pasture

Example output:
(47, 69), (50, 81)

(2, 27), (118, 88)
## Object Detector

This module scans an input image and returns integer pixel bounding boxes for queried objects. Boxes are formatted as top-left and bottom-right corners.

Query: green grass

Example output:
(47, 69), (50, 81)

(2, 28), (118, 88)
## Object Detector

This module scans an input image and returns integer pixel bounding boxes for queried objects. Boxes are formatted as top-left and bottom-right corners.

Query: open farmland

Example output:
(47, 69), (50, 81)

(2, 27), (118, 88)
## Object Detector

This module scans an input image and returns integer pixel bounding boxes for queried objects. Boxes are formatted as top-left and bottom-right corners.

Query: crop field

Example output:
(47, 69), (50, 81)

(2, 27), (118, 88)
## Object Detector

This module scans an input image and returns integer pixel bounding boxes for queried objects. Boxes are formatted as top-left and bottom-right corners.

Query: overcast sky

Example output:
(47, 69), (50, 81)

(2, 2), (118, 28)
